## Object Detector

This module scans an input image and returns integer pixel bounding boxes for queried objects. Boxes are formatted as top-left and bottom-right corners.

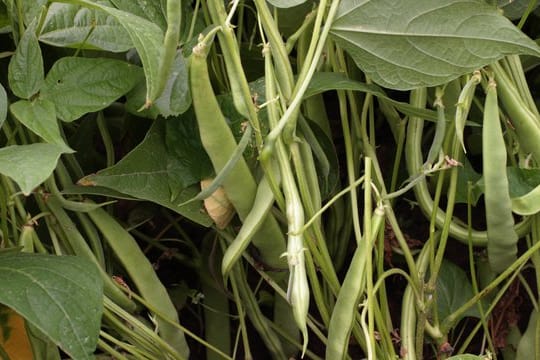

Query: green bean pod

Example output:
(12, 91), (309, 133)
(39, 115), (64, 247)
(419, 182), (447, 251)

(405, 89), (530, 245)
(45, 196), (136, 312)
(326, 206), (384, 359)
(221, 176), (277, 276)
(491, 62), (540, 161)
(482, 79), (518, 273)
(18, 222), (35, 252)
(425, 88), (446, 167)
(86, 205), (190, 358)
(189, 38), (285, 269)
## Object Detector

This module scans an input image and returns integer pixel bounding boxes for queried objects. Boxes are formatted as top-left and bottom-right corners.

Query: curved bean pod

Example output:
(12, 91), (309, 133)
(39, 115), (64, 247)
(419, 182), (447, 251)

(405, 89), (530, 246)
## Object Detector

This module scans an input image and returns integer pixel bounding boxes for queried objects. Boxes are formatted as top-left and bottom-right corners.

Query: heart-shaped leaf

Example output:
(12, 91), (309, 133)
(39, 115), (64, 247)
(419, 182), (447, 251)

(437, 260), (480, 323)
(0, 253), (103, 359)
(8, 25), (43, 99)
(40, 57), (142, 122)
(330, 0), (540, 90)
(10, 99), (71, 150)
(79, 118), (212, 226)
(0, 143), (68, 195)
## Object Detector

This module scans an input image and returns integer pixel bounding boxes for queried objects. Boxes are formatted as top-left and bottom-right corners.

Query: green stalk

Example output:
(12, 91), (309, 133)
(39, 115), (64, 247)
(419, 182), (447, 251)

(491, 62), (540, 161)
(252, 0), (294, 98)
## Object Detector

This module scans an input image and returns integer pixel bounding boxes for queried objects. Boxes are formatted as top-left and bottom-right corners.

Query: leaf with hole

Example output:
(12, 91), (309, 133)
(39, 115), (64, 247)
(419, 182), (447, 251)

(40, 57), (142, 122)
(330, 0), (540, 90)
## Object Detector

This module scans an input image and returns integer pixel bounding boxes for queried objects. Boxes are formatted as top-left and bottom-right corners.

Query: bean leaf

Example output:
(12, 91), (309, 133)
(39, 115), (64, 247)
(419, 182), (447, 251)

(8, 25), (43, 99)
(109, 0), (166, 31)
(0, 253), (103, 359)
(40, 57), (142, 122)
(330, 0), (540, 90)
(126, 51), (191, 118)
(436, 260), (480, 323)
(79, 118), (212, 226)
(39, 3), (132, 52)
(57, 0), (164, 106)
(10, 99), (72, 150)
(266, 0), (308, 8)
(0, 143), (67, 195)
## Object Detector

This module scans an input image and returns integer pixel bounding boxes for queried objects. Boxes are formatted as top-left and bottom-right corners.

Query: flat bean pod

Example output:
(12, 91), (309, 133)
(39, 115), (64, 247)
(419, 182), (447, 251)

(189, 38), (285, 269)
(482, 79), (518, 272)
(221, 176), (277, 276)
(87, 205), (190, 358)
(45, 196), (135, 312)
(326, 207), (384, 359)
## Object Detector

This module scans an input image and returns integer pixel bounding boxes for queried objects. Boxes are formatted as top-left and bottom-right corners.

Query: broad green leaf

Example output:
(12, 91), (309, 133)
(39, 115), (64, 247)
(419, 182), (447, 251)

(39, 3), (132, 52)
(79, 118), (212, 226)
(21, 0), (47, 25)
(57, 0), (164, 106)
(40, 57), (143, 122)
(436, 260), (480, 323)
(126, 51), (191, 118)
(0, 253), (103, 359)
(446, 356), (484, 360)
(165, 108), (213, 198)
(10, 99), (71, 149)
(0, 83), (6, 128)
(0, 143), (67, 195)
(8, 25), (43, 99)
(330, 0), (540, 90)
(109, 0), (166, 31)
(154, 52), (191, 117)
(267, 0), (307, 8)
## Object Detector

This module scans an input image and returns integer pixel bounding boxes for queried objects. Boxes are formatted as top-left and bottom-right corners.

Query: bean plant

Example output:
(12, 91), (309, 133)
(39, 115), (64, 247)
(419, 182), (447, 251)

(1, 0), (540, 359)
